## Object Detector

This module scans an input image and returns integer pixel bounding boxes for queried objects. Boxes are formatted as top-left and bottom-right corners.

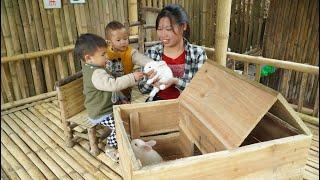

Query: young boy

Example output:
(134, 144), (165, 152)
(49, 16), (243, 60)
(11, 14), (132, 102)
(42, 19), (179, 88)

(105, 21), (152, 103)
(74, 33), (144, 161)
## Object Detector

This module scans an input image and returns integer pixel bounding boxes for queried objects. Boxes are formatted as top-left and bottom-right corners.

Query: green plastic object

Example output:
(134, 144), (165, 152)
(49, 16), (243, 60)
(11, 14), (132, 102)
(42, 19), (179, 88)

(260, 65), (276, 77)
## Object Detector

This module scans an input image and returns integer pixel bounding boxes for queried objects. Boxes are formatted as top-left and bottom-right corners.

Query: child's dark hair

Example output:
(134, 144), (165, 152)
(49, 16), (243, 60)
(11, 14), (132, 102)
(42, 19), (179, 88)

(156, 4), (190, 40)
(74, 33), (107, 62)
(105, 21), (125, 39)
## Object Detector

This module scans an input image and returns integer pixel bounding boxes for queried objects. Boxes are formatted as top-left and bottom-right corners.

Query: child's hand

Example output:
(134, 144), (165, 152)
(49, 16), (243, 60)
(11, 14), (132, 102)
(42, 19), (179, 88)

(145, 69), (157, 79)
(133, 72), (144, 81)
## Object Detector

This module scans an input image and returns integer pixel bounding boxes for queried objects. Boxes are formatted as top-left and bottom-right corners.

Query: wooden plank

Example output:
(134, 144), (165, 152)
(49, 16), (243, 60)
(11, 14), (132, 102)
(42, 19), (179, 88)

(270, 94), (312, 136)
(178, 127), (194, 157)
(120, 100), (180, 137)
(129, 112), (140, 139)
(180, 104), (226, 153)
(180, 61), (277, 148)
(133, 135), (311, 179)
(142, 132), (183, 160)
(114, 107), (141, 180)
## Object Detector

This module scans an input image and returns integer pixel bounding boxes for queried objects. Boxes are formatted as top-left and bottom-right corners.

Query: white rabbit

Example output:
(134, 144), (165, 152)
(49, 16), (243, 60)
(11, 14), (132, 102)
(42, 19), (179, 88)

(131, 139), (163, 166)
(143, 61), (173, 101)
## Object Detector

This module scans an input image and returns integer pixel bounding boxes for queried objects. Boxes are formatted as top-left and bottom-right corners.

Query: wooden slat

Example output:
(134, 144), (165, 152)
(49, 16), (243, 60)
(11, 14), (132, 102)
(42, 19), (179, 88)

(133, 135), (311, 179)
(180, 61), (277, 148)
(129, 112), (140, 139)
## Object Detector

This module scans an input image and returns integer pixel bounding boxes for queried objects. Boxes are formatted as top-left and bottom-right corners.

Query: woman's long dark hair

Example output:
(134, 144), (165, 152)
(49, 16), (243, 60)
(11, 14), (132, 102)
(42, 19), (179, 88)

(156, 4), (190, 41)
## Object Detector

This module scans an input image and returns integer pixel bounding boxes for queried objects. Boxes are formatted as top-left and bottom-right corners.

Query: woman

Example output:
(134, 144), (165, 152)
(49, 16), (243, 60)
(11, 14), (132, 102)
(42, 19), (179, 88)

(138, 4), (207, 101)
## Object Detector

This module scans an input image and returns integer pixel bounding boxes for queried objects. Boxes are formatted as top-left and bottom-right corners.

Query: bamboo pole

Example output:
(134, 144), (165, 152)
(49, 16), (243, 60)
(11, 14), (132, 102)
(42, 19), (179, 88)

(129, 0), (139, 35)
(1, 65), (14, 102)
(1, 127), (57, 179)
(1, 45), (74, 63)
(297, 72), (308, 112)
(1, 145), (33, 180)
(53, 9), (69, 79)
(62, 0), (73, 44)
(11, 0), (30, 99)
(98, 0), (105, 38)
(31, 0), (54, 92)
(312, 86), (319, 117)
(20, 108), (113, 179)
(1, 91), (57, 111)
(1, 120), (71, 179)
(12, 110), (97, 180)
(1, 136), (46, 179)
(296, 112), (319, 126)
(1, 97), (57, 116)
(4, 113), (84, 179)
(1, 157), (20, 180)
(204, 47), (319, 75)
(1, 0), (22, 100)
(214, 0), (232, 66)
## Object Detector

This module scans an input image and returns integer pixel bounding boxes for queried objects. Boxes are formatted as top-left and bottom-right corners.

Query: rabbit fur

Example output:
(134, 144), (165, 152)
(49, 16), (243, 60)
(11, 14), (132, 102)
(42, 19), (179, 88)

(131, 139), (163, 166)
(143, 61), (173, 101)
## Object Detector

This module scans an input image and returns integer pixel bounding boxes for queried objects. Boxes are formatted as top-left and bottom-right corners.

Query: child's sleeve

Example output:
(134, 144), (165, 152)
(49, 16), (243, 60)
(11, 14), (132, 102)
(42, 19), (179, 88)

(131, 49), (153, 66)
(91, 69), (136, 92)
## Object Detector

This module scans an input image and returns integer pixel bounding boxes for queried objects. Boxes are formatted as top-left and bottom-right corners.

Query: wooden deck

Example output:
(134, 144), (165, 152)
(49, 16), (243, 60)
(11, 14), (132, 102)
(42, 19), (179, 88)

(1, 88), (319, 179)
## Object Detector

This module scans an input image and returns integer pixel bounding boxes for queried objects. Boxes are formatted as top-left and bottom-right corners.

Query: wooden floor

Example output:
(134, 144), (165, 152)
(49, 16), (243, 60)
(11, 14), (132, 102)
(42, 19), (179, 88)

(1, 88), (319, 179)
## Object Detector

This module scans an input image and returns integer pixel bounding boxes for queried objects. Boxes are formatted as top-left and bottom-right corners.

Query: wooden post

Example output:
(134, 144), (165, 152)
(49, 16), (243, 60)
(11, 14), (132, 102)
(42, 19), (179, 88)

(215, 0), (232, 66)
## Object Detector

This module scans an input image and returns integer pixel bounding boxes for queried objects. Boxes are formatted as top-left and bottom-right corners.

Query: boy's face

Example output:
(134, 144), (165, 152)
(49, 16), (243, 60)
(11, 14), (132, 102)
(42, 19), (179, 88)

(108, 28), (129, 52)
(85, 47), (107, 67)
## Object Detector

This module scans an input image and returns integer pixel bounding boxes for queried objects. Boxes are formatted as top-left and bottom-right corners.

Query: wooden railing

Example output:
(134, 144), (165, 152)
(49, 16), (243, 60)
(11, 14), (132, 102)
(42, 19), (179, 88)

(204, 47), (319, 124)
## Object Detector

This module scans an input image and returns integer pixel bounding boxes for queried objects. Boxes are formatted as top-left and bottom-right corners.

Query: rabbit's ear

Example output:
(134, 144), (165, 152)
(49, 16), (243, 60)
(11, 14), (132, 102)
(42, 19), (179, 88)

(143, 145), (152, 151)
(146, 140), (156, 147)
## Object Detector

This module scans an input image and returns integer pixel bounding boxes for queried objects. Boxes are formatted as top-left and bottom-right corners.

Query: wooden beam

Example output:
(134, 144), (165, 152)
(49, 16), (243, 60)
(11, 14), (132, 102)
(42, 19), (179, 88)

(214, 0), (232, 66)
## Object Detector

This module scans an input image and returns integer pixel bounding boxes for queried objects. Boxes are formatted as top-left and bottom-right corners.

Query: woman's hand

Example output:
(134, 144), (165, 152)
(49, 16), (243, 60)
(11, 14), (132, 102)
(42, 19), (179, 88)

(160, 77), (178, 89)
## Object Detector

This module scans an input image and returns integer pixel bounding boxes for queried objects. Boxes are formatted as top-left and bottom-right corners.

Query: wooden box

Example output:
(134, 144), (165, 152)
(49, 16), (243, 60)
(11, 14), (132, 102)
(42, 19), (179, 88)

(114, 61), (312, 180)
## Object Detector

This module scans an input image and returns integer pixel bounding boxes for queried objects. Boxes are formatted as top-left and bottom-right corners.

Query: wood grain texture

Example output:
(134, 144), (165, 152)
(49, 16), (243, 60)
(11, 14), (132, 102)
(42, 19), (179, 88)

(180, 61), (277, 148)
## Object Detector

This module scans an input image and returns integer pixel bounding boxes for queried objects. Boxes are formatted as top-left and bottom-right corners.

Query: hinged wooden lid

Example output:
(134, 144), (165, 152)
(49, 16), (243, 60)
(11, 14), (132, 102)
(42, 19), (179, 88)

(180, 61), (278, 149)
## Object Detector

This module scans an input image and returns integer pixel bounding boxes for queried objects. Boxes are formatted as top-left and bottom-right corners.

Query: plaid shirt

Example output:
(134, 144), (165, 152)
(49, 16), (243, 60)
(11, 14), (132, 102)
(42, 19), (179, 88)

(138, 39), (207, 93)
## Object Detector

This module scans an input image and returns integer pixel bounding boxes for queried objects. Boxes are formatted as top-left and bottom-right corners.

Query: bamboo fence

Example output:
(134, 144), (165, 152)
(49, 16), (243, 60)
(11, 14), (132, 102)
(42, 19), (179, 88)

(139, 0), (269, 51)
(262, 0), (319, 109)
(1, 0), (128, 104)
(1, 0), (318, 110)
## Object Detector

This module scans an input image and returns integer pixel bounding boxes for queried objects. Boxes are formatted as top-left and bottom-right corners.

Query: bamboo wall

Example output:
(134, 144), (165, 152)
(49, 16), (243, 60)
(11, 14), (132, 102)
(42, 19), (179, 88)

(261, 0), (319, 107)
(1, 0), (128, 103)
(139, 0), (269, 52)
